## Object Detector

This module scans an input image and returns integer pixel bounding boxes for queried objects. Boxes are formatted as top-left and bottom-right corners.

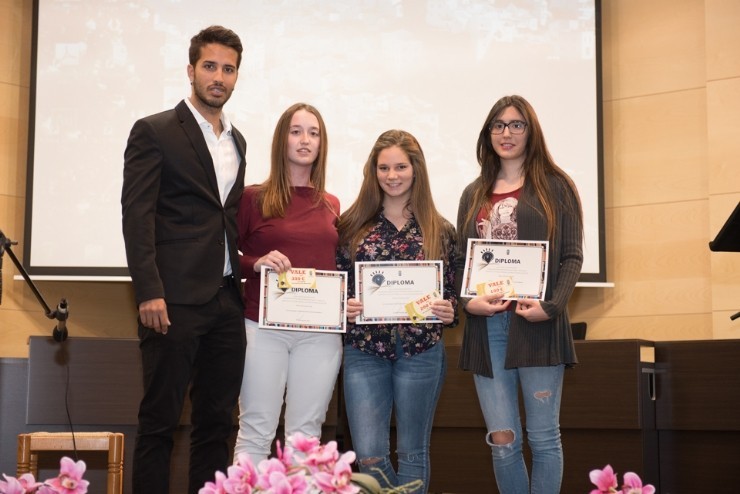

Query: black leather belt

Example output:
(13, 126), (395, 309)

(220, 275), (236, 288)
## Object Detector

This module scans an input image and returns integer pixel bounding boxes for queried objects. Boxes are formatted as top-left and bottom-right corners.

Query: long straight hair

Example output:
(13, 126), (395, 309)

(258, 103), (331, 218)
(338, 129), (452, 261)
(464, 95), (582, 242)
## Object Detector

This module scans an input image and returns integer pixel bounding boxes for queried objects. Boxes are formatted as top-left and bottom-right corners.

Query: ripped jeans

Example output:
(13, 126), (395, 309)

(342, 340), (446, 493)
(473, 312), (565, 494)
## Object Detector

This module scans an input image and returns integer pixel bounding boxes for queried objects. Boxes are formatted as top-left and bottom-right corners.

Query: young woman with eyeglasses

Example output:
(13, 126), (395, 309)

(455, 95), (583, 494)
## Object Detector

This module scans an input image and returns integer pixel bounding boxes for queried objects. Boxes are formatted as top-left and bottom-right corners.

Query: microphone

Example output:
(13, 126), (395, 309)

(52, 299), (69, 342)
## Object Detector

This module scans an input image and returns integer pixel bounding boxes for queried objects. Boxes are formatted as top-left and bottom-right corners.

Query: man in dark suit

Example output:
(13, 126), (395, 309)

(121, 25), (247, 494)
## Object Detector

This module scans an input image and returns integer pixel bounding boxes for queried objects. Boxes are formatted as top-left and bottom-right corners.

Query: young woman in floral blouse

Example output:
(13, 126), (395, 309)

(337, 129), (457, 493)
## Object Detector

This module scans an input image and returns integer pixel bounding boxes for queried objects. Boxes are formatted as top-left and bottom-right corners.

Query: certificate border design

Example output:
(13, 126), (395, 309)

(259, 267), (347, 333)
(356, 260), (443, 324)
(461, 239), (549, 300)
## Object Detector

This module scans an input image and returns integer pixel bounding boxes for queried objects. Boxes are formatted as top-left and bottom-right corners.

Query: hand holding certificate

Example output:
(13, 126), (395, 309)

(460, 239), (549, 300)
(356, 261), (443, 324)
(258, 266), (348, 332)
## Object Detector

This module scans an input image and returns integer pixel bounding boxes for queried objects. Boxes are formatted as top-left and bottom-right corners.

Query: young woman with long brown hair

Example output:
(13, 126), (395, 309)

(337, 129), (457, 493)
(234, 102), (341, 463)
(456, 95), (583, 494)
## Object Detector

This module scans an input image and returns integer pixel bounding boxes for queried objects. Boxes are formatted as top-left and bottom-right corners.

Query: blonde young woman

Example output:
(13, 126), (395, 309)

(456, 95), (583, 494)
(234, 103), (341, 463)
(337, 130), (457, 493)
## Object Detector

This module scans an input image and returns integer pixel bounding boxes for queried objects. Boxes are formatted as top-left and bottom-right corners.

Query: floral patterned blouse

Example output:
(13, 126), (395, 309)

(336, 212), (458, 359)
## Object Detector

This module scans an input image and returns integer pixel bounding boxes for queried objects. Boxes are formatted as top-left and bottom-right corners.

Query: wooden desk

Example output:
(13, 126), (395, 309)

(654, 340), (740, 493)
(23, 336), (740, 493)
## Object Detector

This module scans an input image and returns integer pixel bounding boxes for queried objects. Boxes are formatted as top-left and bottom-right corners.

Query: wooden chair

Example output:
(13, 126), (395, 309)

(17, 432), (124, 494)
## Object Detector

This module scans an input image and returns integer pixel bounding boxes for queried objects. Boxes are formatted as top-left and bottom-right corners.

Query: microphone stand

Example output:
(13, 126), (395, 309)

(0, 229), (69, 340)
(1, 229), (81, 456)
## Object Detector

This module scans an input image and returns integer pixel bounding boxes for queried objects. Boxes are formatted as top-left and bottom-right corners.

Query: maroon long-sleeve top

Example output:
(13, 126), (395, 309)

(237, 185), (340, 321)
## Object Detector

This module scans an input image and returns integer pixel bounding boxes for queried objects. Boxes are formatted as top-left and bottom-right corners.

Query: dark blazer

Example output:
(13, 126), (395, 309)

(122, 100), (247, 306)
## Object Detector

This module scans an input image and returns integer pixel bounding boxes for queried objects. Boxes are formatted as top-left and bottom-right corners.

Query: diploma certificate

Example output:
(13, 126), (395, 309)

(258, 267), (347, 333)
(460, 239), (549, 300)
(356, 260), (443, 324)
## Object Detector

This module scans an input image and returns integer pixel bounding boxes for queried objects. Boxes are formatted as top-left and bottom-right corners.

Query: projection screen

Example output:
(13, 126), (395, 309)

(24, 0), (605, 282)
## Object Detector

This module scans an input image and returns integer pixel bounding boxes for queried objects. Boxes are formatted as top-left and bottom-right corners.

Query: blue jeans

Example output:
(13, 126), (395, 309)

(473, 312), (565, 494)
(343, 339), (446, 493)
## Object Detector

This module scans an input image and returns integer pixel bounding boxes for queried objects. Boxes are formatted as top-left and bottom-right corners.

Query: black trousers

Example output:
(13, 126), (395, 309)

(132, 285), (246, 494)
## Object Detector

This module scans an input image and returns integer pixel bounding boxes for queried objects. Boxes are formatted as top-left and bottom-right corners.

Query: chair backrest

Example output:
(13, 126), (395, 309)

(571, 321), (588, 340)
(17, 432), (124, 494)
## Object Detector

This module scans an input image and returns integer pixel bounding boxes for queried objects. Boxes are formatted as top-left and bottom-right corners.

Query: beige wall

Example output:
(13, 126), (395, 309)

(569, 0), (740, 341)
(1, 0), (738, 357)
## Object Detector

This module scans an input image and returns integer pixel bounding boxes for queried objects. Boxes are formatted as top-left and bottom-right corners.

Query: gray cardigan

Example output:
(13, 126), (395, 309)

(454, 176), (583, 377)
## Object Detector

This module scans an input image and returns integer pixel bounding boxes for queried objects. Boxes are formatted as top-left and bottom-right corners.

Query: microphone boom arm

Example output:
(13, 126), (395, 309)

(0, 229), (68, 326)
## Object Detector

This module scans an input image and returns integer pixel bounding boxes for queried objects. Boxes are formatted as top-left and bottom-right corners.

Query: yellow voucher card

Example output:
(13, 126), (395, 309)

(278, 268), (317, 290)
(404, 290), (441, 323)
(475, 277), (516, 298)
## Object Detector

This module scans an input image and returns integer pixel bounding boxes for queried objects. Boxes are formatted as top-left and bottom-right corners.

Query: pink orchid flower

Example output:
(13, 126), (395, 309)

(257, 470), (307, 494)
(275, 442), (296, 470)
(303, 441), (341, 473)
(223, 455), (259, 493)
(256, 457), (289, 490)
(1, 473), (40, 494)
(312, 456), (359, 494)
(287, 433), (320, 454)
(589, 464), (618, 494)
(198, 470), (227, 494)
(45, 457), (89, 494)
(37, 487), (61, 494)
(622, 471), (656, 494)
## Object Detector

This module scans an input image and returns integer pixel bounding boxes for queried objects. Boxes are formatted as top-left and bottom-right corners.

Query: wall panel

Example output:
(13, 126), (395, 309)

(707, 78), (740, 196)
(0, 82), (27, 198)
(713, 311), (740, 339)
(600, 0), (705, 101)
(606, 90), (707, 208)
(709, 195), (740, 311)
(572, 313), (712, 342)
(0, 0), (31, 87)
(705, 0), (740, 80)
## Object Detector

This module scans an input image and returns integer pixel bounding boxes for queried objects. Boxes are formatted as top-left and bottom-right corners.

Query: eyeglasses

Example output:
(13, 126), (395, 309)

(489, 120), (528, 135)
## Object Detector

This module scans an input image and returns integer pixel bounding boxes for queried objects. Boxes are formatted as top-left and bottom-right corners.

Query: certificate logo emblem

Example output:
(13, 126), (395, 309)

(481, 248), (494, 265)
(277, 273), (289, 292)
(371, 271), (385, 287)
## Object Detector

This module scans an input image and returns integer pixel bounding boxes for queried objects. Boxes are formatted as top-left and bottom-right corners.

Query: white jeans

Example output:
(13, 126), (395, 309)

(235, 318), (342, 463)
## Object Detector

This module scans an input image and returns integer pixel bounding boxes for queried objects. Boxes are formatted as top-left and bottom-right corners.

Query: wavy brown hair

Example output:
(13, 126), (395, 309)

(464, 95), (582, 242)
(189, 25), (243, 68)
(258, 103), (332, 218)
(338, 130), (453, 261)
